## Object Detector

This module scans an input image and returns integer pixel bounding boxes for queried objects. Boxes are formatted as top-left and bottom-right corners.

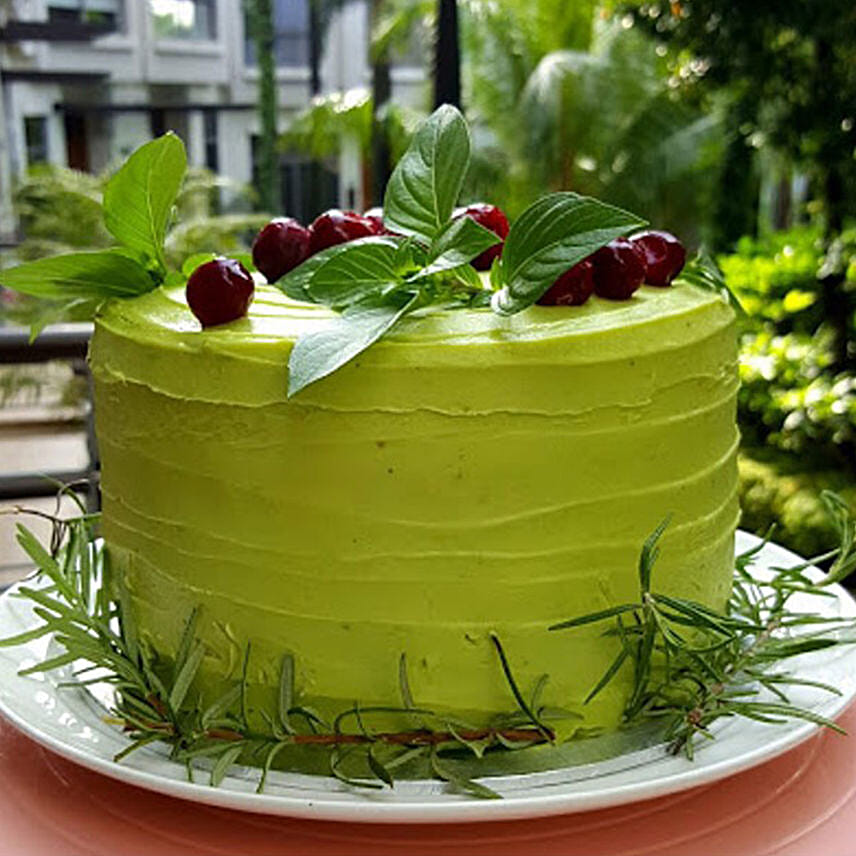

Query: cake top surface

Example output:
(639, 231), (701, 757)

(90, 279), (736, 410)
(97, 278), (732, 356)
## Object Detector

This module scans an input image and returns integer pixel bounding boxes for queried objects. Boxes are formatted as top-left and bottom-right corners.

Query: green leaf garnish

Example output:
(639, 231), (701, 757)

(287, 293), (418, 396)
(383, 104), (471, 244)
(276, 236), (397, 302)
(493, 192), (646, 315)
(304, 239), (403, 308)
(430, 750), (501, 800)
(103, 132), (187, 274)
(0, 250), (155, 300)
(639, 514), (671, 594)
(210, 744), (245, 787)
(412, 216), (499, 280)
(367, 745), (395, 787)
(0, 133), (186, 341)
(278, 654), (295, 735)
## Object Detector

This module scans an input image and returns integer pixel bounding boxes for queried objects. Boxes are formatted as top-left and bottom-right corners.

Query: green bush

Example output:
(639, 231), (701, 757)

(722, 225), (856, 466)
(739, 329), (855, 461)
(11, 164), (111, 254)
(738, 451), (856, 559)
(720, 227), (826, 330)
(723, 226), (856, 567)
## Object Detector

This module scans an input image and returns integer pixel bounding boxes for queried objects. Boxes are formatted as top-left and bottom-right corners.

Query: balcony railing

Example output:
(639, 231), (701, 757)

(0, 19), (117, 43)
(0, 324), (98, 507)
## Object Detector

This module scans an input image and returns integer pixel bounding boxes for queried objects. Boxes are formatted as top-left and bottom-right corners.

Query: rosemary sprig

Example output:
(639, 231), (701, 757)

(2, 492), (855, 797)
(551, 493), (856, 758)
(0, 509), (559, 798)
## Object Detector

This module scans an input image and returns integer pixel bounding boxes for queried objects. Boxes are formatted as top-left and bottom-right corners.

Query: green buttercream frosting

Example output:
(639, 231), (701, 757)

(89, 281), (739, 734)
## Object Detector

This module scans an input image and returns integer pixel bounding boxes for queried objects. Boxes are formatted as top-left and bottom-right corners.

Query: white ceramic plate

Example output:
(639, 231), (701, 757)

(1, 531), (855, 824)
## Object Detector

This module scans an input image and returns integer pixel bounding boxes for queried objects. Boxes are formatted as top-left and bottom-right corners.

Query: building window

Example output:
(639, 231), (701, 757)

(48, 0), (123, 30)
(245, 0), (309, 68)
(24, 117), (49, 167)
(151, 0), (216, 41)
(203, 110), (218, 172)
(251, 136), (338, 222)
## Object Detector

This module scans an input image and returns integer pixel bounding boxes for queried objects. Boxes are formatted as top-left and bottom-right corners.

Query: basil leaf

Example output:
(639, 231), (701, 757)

(25, 297), (99, 343)
(393, 237), (426, 276)
(276, 236), (399, 303)
(306, 241), (403, 308)
(103, 132), (187, 274)
(411, 216), (499, 280)
(288, 292), (417, 397)
(383, 105), (470, 244)
(449, 262), (483, 290)
(493, 192), (645, 315)
(0, 250), (155, 301)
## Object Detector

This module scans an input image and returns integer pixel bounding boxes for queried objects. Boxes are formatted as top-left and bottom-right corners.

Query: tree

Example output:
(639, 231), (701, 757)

(434, 0), (461, 108)
(369, 0), (394, 202)
(459, 5), (723, 239)
(245, 0), (279, 213)
(623, 0), (856, 367)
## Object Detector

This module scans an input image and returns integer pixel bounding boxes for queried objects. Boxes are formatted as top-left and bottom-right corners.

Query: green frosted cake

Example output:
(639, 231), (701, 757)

(0, 105), (743, 774)
(89, 279), (739, 737)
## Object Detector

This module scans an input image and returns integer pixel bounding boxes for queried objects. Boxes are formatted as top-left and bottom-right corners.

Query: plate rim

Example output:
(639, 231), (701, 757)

(1, 530), (855, 824)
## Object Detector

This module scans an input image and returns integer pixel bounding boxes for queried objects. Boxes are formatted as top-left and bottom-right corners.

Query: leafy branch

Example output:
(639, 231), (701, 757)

(550, 493), (856, 758)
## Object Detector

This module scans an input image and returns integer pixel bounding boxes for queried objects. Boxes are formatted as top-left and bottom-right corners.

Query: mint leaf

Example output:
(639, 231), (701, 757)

(306, 241), (404, 308)
(103, 132), (187, 274)
(276, 236), (399, 303)
(493, 192), (645, 315)
(0, 250), (155, 301)
(411, 216), (498, 280)
(383, 105), (470, 244)
(288, 293), (417, 396)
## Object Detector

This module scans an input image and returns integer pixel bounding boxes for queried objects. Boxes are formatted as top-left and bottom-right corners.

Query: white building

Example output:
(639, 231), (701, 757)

(0, 0), (426, 234)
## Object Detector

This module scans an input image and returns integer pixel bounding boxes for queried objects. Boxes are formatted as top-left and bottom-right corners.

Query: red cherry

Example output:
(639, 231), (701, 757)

(252, 217), (311, 283)
(630, 230), (686, 287)
(186, 258), (254, 327)
(308, 209), (375, 255)
(456, 203), (509, 270)
(591, 238), (646, 300)
(537, 260), (594, 306)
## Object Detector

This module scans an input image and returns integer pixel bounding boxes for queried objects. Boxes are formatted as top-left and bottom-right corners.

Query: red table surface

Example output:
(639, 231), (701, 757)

(1, 706), (855, 856)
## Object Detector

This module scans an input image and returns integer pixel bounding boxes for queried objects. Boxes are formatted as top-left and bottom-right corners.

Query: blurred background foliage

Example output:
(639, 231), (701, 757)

(1, 0), (854, 558)
(728, 224), (856, 556)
